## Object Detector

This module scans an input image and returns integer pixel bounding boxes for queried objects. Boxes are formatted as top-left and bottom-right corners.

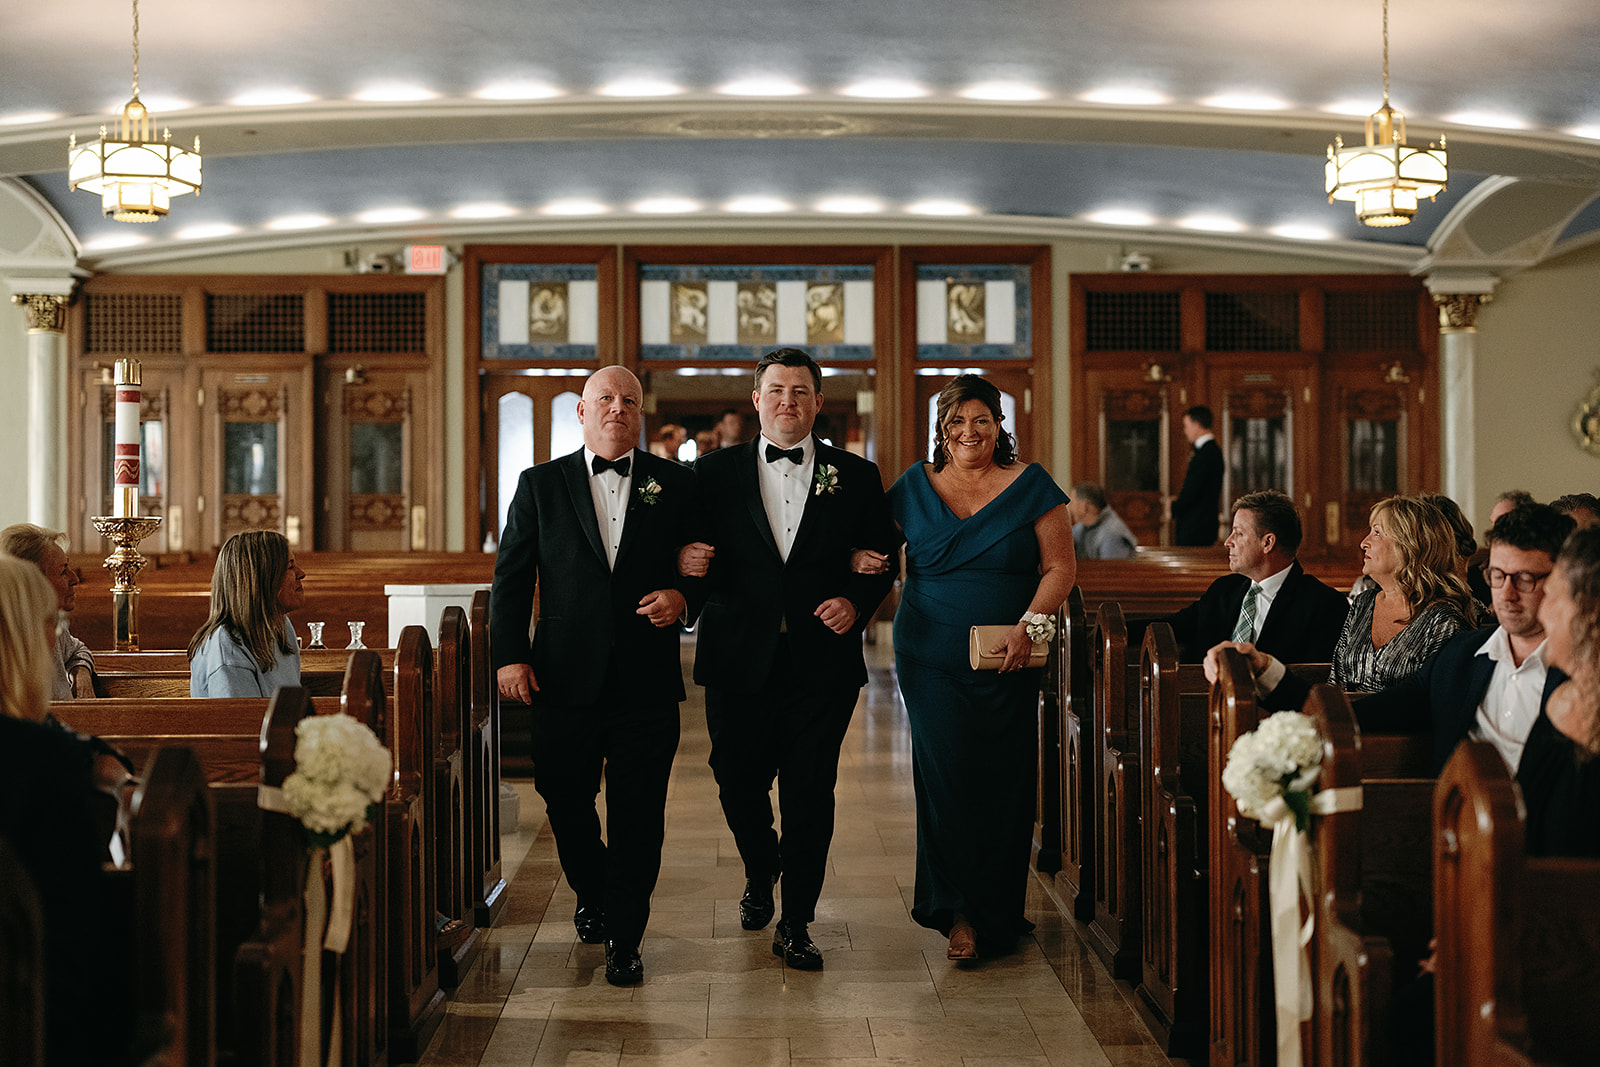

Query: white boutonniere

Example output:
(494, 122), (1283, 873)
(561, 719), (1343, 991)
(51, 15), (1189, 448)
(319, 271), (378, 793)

(814, 463), (839, 496)
(637, 476), (663, 505)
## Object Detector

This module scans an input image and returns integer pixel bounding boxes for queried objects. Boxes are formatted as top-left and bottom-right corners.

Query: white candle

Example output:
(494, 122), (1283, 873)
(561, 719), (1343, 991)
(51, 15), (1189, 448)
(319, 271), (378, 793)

(113, 358), (141, 518)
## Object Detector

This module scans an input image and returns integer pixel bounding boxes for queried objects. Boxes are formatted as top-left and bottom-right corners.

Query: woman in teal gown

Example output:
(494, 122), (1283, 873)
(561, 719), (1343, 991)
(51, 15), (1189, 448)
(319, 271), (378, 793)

(870, 375), (1075, 961)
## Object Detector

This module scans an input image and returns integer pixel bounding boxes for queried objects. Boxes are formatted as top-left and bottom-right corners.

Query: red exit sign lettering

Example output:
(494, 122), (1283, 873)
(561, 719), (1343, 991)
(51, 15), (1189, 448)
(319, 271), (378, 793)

(403, 245), (448, 274)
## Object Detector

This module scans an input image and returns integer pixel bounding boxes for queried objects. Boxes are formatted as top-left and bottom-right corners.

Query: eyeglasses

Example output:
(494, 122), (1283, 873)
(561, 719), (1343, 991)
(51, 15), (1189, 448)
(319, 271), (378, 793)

(1482, 566), (1550, 593)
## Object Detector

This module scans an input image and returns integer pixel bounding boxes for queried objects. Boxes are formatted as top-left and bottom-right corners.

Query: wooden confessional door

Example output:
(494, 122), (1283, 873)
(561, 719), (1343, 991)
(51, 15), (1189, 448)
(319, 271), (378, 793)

(75, 362), (189, 554)
(479, 374), (586, 550)
(1210, 363), (1320, 544)
(1319, 366), (1428, 551)
(197, 365), (316, 551)
(321, 365), (435, 551)
(1080, 368), (1172, 548)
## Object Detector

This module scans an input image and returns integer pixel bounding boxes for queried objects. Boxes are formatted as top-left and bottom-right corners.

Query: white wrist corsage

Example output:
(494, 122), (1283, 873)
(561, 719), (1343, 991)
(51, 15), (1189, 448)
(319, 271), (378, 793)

(1021, 611), (1056, 644)
(814, 463), (839, 496)
(637, 476), (663, 505)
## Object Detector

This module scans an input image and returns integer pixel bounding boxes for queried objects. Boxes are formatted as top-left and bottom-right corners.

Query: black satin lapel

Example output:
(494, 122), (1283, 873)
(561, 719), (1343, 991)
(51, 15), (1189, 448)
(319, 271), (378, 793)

(738, 444), (783, 560)
(789, 438), (829, 560)
(615, 450), (649, 568)
(562, 452), (608, 566)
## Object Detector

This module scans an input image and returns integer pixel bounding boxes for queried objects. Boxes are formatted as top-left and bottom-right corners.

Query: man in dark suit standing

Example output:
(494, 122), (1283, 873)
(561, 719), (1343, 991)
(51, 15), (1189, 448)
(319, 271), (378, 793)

(678, 347), (897, 970)
(1171, 404), (1223, 546)
(491, 365), (701, 987)
(1167, 489), (1347, 662)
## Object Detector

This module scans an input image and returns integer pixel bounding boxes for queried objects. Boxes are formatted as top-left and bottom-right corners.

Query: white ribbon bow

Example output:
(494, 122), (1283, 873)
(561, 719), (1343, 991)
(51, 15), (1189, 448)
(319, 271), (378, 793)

(258, 784), (354, 1067)
(1250, 784), (1364, 1067)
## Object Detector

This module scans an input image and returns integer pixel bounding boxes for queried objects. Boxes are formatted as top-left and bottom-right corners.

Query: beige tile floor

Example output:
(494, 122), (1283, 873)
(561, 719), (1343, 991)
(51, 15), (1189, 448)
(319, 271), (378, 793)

(419, 636), (1179, 1067)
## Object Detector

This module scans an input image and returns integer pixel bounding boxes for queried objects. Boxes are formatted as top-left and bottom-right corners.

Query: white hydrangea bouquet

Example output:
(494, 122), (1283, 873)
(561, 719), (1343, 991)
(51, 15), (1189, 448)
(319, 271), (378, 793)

(1221, 710), (1324, 832)
(281, 712), (392, 848)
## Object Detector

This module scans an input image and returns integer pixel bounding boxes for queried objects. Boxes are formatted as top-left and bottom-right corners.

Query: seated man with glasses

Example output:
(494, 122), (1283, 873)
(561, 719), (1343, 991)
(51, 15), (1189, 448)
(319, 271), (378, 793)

(1221, 502), (1574, 775)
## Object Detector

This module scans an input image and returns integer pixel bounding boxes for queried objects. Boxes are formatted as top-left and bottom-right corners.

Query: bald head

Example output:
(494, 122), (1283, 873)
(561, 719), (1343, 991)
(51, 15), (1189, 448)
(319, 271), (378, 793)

(578, 366), (644, 460)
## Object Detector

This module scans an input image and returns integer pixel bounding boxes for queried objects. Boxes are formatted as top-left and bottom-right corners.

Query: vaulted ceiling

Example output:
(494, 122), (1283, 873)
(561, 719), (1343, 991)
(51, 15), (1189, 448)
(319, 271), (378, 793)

(4, 0), (1599, 273)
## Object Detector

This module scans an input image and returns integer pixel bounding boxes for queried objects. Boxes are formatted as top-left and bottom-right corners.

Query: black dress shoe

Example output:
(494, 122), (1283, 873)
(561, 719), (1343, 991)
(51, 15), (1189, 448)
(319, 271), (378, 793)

(574, 904), (605, 944)
(739, 874), (778, 931)
(604, 941), (644, 986)
(771, 918), (823, 970)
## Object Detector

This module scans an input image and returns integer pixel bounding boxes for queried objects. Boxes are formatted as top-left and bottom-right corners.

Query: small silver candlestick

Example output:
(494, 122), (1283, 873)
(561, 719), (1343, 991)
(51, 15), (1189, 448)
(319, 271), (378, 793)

(346, 621), (366, 650)
(306, 622), (326, 649)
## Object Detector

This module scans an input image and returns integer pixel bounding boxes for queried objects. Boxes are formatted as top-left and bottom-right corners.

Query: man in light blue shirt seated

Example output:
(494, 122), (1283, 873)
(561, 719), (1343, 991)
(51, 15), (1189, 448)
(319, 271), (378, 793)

(1069, 481), (1138, 560)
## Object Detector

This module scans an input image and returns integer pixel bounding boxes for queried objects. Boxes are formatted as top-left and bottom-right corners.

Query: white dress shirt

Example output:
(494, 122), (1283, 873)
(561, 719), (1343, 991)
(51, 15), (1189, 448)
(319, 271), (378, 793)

(584, 447), (635, 568)
(1471, 628), (1549, 772)
(755, 434), (814, 563)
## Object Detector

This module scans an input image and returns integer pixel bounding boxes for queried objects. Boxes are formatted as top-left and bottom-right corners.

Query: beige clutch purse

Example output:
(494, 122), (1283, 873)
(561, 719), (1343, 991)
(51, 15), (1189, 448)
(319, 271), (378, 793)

(969, 625), (1050, 670)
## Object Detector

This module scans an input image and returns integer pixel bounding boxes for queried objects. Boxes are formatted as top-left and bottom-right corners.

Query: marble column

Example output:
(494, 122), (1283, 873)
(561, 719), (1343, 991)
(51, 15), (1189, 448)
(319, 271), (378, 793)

(1428, 284), (1495, 524)
(11, 291), (71, 531)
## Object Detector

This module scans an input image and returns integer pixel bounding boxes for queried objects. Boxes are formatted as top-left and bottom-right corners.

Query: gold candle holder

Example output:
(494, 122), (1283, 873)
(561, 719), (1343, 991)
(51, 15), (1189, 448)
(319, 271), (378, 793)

(91, 514), (164, 651)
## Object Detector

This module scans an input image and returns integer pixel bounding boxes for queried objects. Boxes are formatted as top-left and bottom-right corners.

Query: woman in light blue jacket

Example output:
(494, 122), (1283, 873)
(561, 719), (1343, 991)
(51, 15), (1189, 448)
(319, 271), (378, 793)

(189, 530), (305, 697)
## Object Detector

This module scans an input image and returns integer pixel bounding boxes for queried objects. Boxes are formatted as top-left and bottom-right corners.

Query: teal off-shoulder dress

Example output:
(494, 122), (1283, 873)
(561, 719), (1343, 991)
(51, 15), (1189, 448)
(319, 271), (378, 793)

(887, 461), (1069, 952)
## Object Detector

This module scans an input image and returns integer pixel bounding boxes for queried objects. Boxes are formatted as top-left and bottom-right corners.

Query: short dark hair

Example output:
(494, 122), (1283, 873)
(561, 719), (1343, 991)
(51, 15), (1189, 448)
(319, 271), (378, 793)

(1421, 492), (1477, 559)
(1070, 481), (1108, 509)
(1184, 405), (1214, 430)
(1485, 502), (1575, 560)
(1496, 488), (1537, 509)
(931, 374), (1016, 472)
(1232, 489), (1302, 557)
(718, 407), (739, 420)
(1551, 492), (1600, 518)
(754, 347), (822, 392)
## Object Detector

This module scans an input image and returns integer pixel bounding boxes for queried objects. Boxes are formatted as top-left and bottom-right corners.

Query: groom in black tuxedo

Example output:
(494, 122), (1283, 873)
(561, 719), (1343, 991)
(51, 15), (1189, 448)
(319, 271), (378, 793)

(679, 347), (897, 970)
(490, 365), (701, 987)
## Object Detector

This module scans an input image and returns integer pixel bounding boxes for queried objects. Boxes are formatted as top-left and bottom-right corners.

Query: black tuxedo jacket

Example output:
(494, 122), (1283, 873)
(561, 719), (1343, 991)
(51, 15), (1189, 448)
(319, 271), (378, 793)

(1173, 438), (1224, 546)
(1168, 560), (1349, 663)
(690, 438), (898, 695)
(490, 448), (702, 707)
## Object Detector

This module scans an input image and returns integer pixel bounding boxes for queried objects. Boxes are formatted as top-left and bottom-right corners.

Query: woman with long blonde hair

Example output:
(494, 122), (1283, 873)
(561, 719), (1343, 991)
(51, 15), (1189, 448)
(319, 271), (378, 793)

(189, 529), (306, 697)
(0, 554), (60, 720)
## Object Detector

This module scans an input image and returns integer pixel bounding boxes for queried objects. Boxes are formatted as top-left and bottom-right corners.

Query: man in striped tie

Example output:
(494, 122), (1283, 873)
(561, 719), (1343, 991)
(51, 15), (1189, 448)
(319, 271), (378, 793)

(1166, 489), (1349, 663)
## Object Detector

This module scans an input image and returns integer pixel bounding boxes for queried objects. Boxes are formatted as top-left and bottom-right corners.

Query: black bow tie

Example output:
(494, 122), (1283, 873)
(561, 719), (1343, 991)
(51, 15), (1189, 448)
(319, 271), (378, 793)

(591, 453), (631, 477)
(765, 444), (804, 465)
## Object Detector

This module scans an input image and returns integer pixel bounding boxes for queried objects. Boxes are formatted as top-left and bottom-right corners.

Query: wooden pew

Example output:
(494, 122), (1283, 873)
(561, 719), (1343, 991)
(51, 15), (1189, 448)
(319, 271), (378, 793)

(1208, 648), (1276, 1067)
(431, 608), (484, 986)
(1434, 740), (1600, 1067)
(467, 589), (506, 926)
(1054, 587), (1095, 920)
(1074, 549), (1365, 621)
(1033, 601), (1066, 875)
(0, 837), (44, 1067)
(1088, 600), (1142, 979)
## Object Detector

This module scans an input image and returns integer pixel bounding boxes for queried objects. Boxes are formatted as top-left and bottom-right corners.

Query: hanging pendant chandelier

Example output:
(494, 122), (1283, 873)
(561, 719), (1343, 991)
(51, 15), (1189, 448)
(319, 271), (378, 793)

(68, 0), (202, 222)
(1325, 0), (1446, 227)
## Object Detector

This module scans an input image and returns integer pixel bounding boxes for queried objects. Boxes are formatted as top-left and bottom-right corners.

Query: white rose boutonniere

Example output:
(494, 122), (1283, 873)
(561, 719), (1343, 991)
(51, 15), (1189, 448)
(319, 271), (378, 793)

(814, 463), (839, 496)
(280, 712), (393, 848)
(637, 476), (663, 506)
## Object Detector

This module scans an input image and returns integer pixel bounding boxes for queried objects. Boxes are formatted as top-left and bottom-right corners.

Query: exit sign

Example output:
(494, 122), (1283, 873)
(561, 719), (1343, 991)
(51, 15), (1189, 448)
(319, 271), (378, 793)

(403, 245), (448, 274)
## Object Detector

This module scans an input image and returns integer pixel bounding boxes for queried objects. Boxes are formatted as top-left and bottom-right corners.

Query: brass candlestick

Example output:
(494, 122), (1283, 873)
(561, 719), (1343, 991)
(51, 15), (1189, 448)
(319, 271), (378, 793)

(91, 515), (164, 651)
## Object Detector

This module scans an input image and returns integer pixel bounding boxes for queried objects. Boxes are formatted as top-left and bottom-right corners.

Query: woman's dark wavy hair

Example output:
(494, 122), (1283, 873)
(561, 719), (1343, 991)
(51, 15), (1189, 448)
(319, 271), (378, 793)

(930, 374), (1016, 472)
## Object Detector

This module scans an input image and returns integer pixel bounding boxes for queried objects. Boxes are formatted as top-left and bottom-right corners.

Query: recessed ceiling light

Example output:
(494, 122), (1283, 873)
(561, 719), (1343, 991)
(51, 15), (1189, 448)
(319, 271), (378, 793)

(540, 199), (609, 216)
(632, 197), (701, 214)
(839, 78), (927, 99)
(176, 223), (240, 240)
(960, 82), (1047, 102)
(1270, 222), (1336, 241)
(1178, 214), (1246, 232)
(1568, 125), (1600, 141)
(1446, 110), (1529, 130)
(1085, 208), (1156, 227)
(723, 196), (793, 213)
(265, 214), (333, 230)
(84, 233), (148, 251)
(230, 89), (317, 107)
(1201, 92), (1290, 111)
(357, 207), (425, 225)
(906, 199), (978, 216)
(353, 85), (439, 103)
(1080, 87), (1170, 107)
(1322, 98), (1379, 117)
(598, 77), (683, 97)
(474, 81), (562, 101)
(718, 76), (807, 97)
(0, 111), (61, 125)
(815, 196), (884, 214)
(450, 203), (519, 219)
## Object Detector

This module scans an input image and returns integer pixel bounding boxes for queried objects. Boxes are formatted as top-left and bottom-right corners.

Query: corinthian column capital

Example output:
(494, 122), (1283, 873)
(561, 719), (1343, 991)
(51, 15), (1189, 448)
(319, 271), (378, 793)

(11, 292), (69, 333)
(1432, 291), (1492, 332)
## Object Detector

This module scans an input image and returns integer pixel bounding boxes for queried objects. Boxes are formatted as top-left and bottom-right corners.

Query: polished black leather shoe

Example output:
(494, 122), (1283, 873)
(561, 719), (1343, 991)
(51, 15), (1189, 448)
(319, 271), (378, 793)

(739, 874), (778, 931)
(604, 940), (644, 986)
(771, 918), (823, 970)
(573, 904), (605, 945)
